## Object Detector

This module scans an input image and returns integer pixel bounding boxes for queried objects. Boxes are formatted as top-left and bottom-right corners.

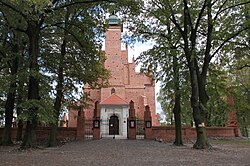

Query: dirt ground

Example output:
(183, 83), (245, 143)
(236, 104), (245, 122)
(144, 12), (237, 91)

(0, 139), (250, 166)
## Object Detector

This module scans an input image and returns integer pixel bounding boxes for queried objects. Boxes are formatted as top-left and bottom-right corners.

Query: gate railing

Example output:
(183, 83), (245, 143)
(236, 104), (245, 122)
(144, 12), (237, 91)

(100, 120), (109, 137)
(84, 119), (145, 140)
(84, 119), (93, 140)
(136, 119), (144, 139)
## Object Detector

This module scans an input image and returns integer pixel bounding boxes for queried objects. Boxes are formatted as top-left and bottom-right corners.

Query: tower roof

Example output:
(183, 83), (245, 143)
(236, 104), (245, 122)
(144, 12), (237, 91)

(100, 93), (128, 105)
(108, 14), (119, 25)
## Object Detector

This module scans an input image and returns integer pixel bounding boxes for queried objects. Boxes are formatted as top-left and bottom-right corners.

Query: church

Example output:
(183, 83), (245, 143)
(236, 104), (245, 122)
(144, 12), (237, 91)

(68, 14), (159, 139)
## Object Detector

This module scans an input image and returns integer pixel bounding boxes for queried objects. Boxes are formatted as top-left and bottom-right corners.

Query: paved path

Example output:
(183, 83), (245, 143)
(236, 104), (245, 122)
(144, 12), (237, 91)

(0, 139), (250, 166)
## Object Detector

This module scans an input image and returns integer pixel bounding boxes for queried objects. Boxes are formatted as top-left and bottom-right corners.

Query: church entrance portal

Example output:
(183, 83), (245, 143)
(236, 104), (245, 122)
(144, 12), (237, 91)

(109, 115), (119, 135)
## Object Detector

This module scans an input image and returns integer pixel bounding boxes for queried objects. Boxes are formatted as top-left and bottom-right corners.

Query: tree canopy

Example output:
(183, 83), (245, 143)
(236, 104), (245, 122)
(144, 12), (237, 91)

(125, 0), (250, 148)
(0, 0), (141, 148)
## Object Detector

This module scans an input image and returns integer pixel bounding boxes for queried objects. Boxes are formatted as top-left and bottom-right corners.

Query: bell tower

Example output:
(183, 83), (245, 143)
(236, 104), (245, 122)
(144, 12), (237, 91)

(105, 14), (124, 85)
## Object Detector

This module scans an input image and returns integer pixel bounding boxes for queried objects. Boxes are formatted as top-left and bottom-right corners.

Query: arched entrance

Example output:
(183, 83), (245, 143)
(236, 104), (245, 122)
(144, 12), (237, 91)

(109, 115), (119, 135)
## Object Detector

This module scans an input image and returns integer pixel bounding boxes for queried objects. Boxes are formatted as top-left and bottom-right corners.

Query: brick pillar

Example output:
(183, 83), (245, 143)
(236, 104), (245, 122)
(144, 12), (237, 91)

(76, 107), (85, 140)
(93, 101), (101, 140)
(128, 100), (136, 139)
(144, 105), (153, 140)
(226, 96), (240, 137)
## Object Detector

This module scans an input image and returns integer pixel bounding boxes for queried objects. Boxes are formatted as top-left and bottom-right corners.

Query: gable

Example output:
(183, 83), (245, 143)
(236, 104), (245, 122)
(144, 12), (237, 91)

(100, 93), (128, 105)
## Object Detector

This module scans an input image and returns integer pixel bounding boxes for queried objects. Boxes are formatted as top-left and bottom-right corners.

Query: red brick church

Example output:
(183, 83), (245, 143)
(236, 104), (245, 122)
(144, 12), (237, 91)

(68, 14), (160, 139)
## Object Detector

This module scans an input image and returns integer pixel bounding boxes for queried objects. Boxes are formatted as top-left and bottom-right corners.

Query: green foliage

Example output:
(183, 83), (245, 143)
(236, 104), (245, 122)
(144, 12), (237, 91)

(126, 0), (250, 135)
(206, 65), (229, 126)
(3, 0), (138, 148)
(157, 83), (193, 126)
(17, 99), (56, 125)
(0, 0), (143, 134)
(231, 69), (250, 137)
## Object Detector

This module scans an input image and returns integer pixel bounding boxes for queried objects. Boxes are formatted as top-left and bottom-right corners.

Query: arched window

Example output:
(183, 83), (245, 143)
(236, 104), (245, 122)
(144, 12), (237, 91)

(111, 88), (115, 94)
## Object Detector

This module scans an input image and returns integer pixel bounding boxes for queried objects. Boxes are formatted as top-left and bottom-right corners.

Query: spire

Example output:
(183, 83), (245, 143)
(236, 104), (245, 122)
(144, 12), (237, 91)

(132, 55), (135, 63)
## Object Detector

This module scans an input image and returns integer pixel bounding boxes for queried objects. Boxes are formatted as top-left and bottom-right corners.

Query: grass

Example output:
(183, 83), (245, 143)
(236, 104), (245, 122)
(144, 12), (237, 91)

(210, 139), (250, 146)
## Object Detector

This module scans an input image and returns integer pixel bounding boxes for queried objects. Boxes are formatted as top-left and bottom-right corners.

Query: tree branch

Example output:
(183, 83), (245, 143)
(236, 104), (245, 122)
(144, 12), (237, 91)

(214, 0), (250, 20)
(194, 0), (208, 33)
(56, 25), (84, 47)
(211, 26), (250, 59)
(183, 0), (193, 30)
(201, 0), (212, 78)
(237, 64), (250, 70)
(51, 0), (117, 12)
(213, 0), (228, 21)
(0, 1), (27, 19)
(167, 0), (184, 39)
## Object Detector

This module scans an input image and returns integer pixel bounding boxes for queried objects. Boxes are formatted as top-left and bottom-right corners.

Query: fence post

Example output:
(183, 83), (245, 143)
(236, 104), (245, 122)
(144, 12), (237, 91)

(76, 106), (85, 140)
(144, 105), (153, 140)
(93, 101), (101, 140)
(226, 94), (240, 137)
(128, 100), (136, 139)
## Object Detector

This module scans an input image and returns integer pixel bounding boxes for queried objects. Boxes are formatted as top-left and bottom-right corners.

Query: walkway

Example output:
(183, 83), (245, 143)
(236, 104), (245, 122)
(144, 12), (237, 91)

(0, 139), (249, 166)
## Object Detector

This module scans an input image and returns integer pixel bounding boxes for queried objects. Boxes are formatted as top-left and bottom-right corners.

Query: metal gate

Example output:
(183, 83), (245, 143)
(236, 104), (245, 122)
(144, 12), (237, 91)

(84, 119), (93, 140)
(136, 120), (144, 139)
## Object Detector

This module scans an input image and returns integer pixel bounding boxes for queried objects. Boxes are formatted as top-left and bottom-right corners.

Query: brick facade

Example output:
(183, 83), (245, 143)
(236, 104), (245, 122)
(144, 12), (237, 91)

(69, 17), (160, 127)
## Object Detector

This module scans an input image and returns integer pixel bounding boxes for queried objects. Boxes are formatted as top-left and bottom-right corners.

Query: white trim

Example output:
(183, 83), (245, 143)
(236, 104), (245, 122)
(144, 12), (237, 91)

(100, 105), (129, 139)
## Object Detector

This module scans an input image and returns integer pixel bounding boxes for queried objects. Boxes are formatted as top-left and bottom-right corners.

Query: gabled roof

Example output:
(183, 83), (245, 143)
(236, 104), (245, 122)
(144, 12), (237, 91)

(100, 93), (128, 105)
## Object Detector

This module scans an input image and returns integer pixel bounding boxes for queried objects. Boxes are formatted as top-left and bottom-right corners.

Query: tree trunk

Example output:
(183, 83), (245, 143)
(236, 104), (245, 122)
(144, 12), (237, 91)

(192, 0), (212, 149)
(16, 120), (23, 141)
(188, 61), (210, 149)
(49, 124), (58, 147)
(48, 40), (65, 147)
(16, 82), (24, 141)
(198, 0), (212, 124)
(1, 53), (19, 145)
(182, 2), (210, 147)
(173, 96), (182, 146)
(21, 120), (37, 148)
(172, 55), (183, 146)
(49, 9), (69, 146)
(21, 20), (40, 149)
(1, 90), (15, 145)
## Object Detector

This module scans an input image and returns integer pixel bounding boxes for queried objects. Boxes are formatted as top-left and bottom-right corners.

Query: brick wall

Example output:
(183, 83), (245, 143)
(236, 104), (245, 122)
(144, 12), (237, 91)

(0, 127), (77, 141)
(151, 126), (238, 142)
(1, 126), (238, 142)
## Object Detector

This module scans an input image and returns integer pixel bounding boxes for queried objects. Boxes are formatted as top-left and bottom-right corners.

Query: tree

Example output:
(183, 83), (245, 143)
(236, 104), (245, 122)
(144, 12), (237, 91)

(45, 4), (110, 147)
(0, 0), (142, 148)
(0, 0), (108, 148)
(127, 0), (250, 148)
(138, 41), (186, 145)
(0, 8), (26, 144)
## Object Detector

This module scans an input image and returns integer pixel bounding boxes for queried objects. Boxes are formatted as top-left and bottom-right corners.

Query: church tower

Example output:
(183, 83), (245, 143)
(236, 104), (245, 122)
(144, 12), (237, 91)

(104, 14), (124, 85)
(100, 14), (126, 101)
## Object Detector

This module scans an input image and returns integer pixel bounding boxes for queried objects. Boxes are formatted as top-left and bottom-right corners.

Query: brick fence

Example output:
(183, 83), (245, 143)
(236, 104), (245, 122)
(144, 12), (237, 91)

(0, 127), (77, 141)
(152, 126), (239, 141)
(0, 125), (239, 142)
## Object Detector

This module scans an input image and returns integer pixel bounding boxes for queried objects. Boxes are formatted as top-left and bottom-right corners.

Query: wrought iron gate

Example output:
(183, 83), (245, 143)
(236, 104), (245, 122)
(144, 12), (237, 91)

(136, 120), (144, 139)
(84, 119), (93, 140)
